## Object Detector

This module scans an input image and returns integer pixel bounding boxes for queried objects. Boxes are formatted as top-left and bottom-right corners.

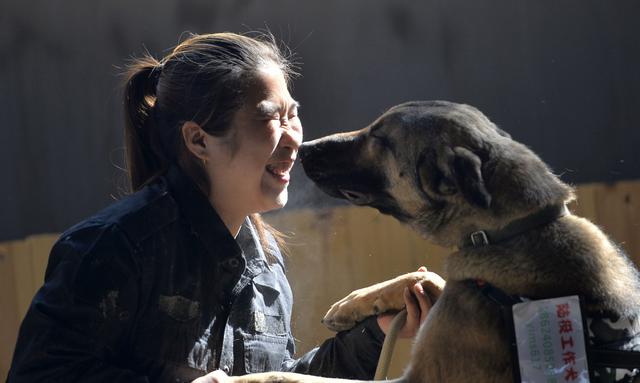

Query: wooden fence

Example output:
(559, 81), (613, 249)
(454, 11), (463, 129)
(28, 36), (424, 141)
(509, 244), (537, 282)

(1, 180), (639, 379)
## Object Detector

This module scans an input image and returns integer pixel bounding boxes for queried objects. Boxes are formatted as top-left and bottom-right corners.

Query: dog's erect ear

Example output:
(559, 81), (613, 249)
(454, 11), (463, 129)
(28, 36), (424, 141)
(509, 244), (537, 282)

(418, 146), (491, 208)
(449, 147), (492, 209)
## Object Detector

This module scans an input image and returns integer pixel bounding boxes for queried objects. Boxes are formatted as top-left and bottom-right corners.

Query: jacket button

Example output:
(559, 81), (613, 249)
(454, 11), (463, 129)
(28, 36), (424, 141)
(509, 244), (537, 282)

(222, 365), (230, 374)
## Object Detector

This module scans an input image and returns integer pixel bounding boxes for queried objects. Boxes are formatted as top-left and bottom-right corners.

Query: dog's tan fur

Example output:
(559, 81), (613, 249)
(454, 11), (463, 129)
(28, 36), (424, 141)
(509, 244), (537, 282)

(322, 271), (445, 332)
(229, 101), (640, 382)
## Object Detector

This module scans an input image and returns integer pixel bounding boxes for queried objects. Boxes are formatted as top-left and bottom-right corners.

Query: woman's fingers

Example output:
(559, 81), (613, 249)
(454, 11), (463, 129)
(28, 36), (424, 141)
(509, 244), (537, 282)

(412, 282), (433, 322)
(403, 287), (419, 332)
(378, 268), (440, 338)
(401, 284), (430, 337)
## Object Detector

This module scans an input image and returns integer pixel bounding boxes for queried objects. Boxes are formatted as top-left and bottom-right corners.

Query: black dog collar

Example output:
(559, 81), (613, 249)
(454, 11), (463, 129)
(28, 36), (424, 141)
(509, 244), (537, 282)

(461, 203), (569, 248)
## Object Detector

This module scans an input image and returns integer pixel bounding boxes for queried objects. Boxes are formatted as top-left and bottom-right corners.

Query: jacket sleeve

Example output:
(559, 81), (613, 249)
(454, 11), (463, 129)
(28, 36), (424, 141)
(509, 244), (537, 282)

(280, 316), (385, 379)
(7, 223), (156, 383)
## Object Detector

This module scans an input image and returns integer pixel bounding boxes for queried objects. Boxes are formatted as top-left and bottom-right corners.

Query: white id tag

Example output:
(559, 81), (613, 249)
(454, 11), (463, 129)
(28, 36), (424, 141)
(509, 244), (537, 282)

(512, 295), (590, 382)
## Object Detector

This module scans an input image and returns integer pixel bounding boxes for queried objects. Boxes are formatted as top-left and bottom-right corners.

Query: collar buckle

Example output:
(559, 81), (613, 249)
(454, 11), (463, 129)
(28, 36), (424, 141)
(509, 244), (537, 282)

(470, 231), (490, 247)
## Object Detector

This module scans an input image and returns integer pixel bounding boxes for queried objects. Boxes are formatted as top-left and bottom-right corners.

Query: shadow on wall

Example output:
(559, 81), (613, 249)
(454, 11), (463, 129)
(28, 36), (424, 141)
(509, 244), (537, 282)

(1, 0), (640, 242)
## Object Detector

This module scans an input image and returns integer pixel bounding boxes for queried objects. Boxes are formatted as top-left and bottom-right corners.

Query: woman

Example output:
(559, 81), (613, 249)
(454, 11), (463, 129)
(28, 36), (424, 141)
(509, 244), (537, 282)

(7, 33), (433, 383)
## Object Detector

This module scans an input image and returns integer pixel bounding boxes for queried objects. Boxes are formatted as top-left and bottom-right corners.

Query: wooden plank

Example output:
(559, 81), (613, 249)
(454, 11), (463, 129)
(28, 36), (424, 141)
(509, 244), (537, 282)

(267, 206), (452, 377)
(0, 241), (19, 381)
(266, 208), (336, 354)
(0, 234), (56, 381)
(571, 183), (598, 221)
(590, 181), (640, 264)
(28, 234), (57, 293)
(9, 240), (34, 323)
(618, 181), (640, 262)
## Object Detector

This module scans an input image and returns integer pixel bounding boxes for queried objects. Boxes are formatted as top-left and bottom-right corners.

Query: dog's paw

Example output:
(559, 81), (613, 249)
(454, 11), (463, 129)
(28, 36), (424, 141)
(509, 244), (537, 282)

(322, 270), (446, 332)
(321, 289), (385, 332)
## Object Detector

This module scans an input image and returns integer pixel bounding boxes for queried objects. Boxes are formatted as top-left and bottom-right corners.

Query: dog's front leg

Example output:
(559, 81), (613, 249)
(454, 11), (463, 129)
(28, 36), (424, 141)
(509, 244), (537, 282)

(322, 270), (445, 332)
(227, 372), (372, 383)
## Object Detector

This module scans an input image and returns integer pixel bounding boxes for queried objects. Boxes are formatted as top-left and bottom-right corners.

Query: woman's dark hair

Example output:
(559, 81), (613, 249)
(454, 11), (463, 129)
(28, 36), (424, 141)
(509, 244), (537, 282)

(123, 32), (294, 260)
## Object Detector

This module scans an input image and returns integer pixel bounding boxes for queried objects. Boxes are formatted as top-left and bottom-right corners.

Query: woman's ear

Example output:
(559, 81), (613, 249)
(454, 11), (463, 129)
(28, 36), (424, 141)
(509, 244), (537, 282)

(181, 121), (208, 161)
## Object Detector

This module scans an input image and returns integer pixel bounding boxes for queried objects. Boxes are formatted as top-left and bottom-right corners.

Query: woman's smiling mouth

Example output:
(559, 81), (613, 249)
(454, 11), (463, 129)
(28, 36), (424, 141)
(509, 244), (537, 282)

(266, 161), (294, 183)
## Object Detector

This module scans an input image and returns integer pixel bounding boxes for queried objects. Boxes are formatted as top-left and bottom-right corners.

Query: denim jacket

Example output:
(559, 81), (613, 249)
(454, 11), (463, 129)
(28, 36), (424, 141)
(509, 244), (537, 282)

(7, 166), (384, 383)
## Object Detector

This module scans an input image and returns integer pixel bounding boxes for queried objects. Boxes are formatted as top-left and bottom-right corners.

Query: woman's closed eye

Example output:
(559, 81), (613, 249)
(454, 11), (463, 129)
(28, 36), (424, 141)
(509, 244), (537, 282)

(256, 101), (300, 123)
(265, 114), (281, 121)
(288, 104), (299, 119)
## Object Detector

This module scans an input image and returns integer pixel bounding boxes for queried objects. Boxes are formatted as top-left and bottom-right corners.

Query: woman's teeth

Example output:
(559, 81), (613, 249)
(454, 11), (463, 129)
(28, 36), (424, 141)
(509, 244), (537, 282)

(266, 164), (290, 176)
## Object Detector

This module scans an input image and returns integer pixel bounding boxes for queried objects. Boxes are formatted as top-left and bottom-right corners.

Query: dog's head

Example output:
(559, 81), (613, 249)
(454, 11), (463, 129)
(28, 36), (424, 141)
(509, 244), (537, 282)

(299, 101), (574, 247)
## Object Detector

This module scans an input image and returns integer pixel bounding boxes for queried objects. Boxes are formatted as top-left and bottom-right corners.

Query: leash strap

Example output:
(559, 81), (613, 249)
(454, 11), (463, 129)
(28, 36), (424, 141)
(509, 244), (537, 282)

(473, 280), (523, 306)
(374, 309), (408, 380)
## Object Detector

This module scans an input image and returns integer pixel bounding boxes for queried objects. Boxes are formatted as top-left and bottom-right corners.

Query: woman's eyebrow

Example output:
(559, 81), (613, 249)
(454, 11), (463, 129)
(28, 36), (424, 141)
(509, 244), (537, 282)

(256, 101), (280, 115)
(256, 100), (301, 115)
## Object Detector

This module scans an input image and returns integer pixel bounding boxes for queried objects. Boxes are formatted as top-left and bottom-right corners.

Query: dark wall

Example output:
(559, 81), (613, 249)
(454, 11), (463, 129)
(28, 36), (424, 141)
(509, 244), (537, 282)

(1, 0), (639, 241)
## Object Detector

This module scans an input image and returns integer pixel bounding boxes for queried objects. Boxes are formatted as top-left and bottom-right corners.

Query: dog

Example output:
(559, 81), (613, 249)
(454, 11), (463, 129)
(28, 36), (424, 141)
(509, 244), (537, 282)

(230, 101), (640, 382)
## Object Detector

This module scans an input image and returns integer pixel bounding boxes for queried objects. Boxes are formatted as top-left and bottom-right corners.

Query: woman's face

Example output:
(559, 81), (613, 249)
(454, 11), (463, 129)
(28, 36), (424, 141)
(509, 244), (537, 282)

(205, 64), (303, 218)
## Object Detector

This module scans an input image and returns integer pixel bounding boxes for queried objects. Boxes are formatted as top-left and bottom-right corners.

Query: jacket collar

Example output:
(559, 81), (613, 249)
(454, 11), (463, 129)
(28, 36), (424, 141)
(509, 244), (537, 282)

(164, 165), (267, 276)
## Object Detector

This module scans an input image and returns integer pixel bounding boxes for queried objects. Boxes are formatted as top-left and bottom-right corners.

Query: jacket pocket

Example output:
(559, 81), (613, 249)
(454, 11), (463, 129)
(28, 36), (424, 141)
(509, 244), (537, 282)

(241, 331), (288, 374)
(158, 295), (200, 322)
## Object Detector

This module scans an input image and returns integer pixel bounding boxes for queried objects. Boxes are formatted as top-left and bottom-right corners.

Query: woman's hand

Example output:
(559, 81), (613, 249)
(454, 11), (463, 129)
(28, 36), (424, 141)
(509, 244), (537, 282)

(376, 266), (433, 338)
(192, 369), (230, 383)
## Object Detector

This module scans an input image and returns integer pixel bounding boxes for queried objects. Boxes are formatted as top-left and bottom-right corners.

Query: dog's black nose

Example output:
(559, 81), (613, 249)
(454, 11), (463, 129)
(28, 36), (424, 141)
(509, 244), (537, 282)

(299, 140), (327, 165)
(298, 142), (312, 163)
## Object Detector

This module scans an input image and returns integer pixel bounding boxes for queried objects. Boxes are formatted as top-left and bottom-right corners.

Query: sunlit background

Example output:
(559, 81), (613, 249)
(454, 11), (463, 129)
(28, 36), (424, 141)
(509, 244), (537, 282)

(1, 0), (639, 379)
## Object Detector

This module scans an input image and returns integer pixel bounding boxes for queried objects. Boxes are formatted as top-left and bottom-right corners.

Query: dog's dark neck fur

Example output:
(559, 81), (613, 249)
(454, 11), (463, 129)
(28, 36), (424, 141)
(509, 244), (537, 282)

(485, 141), (576, 215)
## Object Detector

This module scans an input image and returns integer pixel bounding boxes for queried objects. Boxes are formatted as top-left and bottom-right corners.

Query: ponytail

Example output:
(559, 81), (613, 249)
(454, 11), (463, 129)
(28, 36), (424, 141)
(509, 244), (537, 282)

(123, 55), (167, 191)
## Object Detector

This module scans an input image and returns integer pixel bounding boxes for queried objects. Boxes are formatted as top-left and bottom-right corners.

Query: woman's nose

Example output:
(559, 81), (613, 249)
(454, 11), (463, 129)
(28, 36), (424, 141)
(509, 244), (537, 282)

(282, 125), (303, 150)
